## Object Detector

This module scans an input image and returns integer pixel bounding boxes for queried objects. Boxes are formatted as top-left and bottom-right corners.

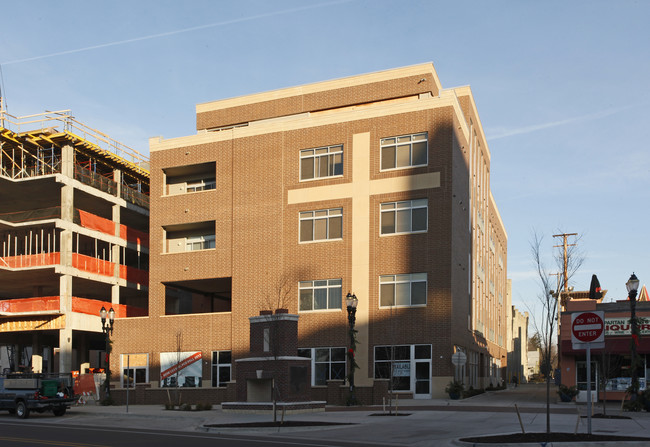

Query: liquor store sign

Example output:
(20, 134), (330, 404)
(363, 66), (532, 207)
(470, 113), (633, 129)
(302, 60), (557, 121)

(605, 318), (650, 336)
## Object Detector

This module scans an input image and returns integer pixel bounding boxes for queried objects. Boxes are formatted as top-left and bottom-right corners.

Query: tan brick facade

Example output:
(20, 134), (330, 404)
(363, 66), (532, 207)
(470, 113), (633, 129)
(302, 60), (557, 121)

(112, 63), (507, 403)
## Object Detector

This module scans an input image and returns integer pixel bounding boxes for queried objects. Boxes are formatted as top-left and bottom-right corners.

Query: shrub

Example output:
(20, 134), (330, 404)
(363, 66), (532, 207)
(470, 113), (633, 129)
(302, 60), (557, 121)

(180, 403), (193, 411)
(196, 402), (213, 411)
(557, 384), (579, 402)
(462, 387), (485, 398)
(445, 380), (464, 399)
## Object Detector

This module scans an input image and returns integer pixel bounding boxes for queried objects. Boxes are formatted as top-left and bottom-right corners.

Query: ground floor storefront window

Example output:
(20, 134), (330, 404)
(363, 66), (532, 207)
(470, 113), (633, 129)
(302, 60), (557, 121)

(120, 353), (149, 387)
(373, 344), (432, 397)
(160, 351), (202, 387)
(298, 347), (346, 385)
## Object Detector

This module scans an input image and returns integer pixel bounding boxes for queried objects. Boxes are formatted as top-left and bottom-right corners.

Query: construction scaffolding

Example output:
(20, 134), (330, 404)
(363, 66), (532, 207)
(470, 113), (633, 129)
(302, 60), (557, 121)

(0, 108), (149, 207)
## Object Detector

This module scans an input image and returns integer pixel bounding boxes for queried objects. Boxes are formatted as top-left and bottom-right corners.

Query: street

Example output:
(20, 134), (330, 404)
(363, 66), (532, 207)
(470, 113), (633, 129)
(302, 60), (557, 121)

(0, 385), (648, 446)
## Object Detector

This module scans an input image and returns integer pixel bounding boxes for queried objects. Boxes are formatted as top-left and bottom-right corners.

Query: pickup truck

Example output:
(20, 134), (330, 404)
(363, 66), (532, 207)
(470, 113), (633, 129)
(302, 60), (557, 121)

(0, 373), (77, 418)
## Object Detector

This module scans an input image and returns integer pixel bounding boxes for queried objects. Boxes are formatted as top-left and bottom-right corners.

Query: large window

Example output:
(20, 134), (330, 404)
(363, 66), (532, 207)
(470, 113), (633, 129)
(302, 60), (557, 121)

(380, 132), (427, 171)
(374, 345), (432, 392)
(380, 273), (427, 307)
(298, 347), (346, 386)
(380, 199), (428, 235)
(211, 351), (232, 387)
(300, 145), (343, 181)
(299, 279), (342, 311)
(299, 208), (342, 242)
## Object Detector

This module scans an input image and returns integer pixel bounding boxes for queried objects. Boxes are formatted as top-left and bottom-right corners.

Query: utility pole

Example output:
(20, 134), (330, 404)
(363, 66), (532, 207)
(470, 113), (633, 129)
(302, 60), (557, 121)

(553, 233), (577, 292)
(551, 233), (578, 383)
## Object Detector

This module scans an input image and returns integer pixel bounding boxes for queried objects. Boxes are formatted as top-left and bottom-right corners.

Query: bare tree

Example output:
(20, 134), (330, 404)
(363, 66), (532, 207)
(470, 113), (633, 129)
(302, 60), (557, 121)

(528, 230), (584, 435)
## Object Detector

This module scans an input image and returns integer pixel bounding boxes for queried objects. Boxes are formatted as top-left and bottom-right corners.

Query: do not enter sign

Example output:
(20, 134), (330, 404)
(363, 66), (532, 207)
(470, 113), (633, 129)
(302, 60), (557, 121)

(571, 311), (605, 345)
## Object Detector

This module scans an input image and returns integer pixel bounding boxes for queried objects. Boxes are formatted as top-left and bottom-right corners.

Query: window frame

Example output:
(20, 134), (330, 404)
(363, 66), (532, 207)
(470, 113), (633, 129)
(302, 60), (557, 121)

(185, 234), (216, 251)
(380, 132), (428, 171)
(380, 199), (428, 236)
(298, 347), (346, 386)
(379, 273), (428, 308)
(300, 144), (344, 181)
(299, 208), (343, 243)
(211, 350), (232, 388)
(187, 178), (216, 193)
(299, 279), (342, 312)
(373, 344), (432, 392)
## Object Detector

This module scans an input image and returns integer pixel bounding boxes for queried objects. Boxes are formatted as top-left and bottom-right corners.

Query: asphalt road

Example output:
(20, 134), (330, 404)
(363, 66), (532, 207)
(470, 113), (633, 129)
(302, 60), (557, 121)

(0, 420), (390, 447)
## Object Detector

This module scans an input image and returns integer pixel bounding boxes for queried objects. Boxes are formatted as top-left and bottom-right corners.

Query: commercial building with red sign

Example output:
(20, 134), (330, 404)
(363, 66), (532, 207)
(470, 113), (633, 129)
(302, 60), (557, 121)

(559, 292), (650, 402)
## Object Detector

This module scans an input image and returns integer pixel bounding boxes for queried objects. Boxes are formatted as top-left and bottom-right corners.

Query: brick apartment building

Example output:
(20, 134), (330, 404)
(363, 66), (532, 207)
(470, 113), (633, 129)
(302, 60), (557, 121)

(0, 108), (149, 375)
(113, 63), (507, 403)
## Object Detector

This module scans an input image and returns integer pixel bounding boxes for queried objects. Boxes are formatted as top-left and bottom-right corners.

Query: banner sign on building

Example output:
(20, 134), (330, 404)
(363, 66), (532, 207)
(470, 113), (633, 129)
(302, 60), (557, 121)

(605, 318), (650, 336)
(160, 351), (202, 387)
(393, 362), (410, 377)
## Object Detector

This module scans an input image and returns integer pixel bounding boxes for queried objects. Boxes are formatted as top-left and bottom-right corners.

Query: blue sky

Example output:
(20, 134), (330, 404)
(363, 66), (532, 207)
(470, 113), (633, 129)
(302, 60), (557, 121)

(1, 0), (649, 325)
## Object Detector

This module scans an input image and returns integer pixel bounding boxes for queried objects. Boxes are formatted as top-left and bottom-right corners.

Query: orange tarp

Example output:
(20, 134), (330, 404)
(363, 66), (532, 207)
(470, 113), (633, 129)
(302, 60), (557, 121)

(71, 297), (146, 318)
(0, 296), (59, 313)
(77, 209), (149, 248)
(0, 253), (60, 268)
(119, 265), (148, 286)
(78, 209), (116, 236)
(0, 296), (146, 317)
(72, 253), (115, 277)
(120, 225), (149, 248)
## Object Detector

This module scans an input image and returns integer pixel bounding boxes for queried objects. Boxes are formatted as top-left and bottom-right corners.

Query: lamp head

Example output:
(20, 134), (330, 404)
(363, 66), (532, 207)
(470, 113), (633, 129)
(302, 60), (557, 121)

(346, 292), (358, 309)
(627, 273), (640, 294)
(100, 306), (107, 325)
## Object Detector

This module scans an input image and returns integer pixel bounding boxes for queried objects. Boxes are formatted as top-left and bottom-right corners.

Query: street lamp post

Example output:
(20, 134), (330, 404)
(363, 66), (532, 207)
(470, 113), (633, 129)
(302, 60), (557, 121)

(346, 292), (358, 405)
(100, 306), (115, 400)
(626, 273), (640, 399)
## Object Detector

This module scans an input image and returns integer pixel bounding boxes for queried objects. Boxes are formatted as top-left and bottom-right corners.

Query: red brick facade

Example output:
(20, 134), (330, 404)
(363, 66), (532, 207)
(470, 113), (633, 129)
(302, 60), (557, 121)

(111, 64), (507, 404)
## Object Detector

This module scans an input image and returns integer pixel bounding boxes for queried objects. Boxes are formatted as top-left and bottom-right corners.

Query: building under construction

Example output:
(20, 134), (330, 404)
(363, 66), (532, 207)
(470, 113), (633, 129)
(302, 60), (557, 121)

(0, 107), (149, 374)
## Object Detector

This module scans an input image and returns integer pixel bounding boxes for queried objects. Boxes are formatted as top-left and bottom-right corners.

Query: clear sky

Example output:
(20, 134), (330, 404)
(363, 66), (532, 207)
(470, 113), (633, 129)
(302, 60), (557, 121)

(1, 0), (649, 325)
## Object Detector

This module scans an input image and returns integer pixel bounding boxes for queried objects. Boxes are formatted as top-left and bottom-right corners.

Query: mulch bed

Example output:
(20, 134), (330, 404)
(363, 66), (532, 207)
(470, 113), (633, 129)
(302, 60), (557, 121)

(461, 432), (650, 443)
(204, 421), (354, 428)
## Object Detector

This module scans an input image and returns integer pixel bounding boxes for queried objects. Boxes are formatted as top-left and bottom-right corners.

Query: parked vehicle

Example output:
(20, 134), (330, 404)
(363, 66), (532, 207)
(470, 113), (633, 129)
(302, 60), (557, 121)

(0, 373), (76, 418)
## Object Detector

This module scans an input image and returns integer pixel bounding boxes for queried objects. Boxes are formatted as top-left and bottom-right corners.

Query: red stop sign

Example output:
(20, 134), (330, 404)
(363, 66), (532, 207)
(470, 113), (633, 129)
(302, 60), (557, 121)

(572, 312), (604, 343)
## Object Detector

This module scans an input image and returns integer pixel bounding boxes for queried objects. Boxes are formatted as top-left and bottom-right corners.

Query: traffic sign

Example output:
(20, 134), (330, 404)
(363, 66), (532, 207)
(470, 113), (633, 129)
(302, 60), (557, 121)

(451, 351), (467, 366)
(571, 311), (605, 348)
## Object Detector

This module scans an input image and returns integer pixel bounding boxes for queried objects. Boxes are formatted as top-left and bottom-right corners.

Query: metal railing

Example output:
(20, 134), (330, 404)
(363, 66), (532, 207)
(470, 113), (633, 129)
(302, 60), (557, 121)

(0, 109), (149, 172)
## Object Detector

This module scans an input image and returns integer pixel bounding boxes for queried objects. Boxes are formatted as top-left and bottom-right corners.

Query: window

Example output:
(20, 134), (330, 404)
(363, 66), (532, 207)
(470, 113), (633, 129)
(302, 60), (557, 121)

(300, 145), (343, 180)
(380, 199), (428, 235)
(380, 273), (427, 307)
(163, 162), (216, 196)
(299, 208), (342, 242)
(186, 234), (215, 251)
(380, 132), (427, 170)
(374, 345), (432, 391)
(164, 221), (215, 254)
(299, 279), (342, 311)
(298, 347), (346, 386)
(187, 178), (216, 192)
(211, 351), (232, 387)
(120, 353), (149, 387)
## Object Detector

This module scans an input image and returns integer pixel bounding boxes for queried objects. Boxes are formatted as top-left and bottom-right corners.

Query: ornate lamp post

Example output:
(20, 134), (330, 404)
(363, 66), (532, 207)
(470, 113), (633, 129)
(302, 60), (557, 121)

(346, 292), (359, 405)
(100, 306), (115, 399)
(626, 273), (640, 398)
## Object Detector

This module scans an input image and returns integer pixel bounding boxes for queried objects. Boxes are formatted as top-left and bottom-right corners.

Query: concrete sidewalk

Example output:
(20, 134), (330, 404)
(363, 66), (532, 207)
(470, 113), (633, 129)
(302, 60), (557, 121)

(12, 384), (650, 446)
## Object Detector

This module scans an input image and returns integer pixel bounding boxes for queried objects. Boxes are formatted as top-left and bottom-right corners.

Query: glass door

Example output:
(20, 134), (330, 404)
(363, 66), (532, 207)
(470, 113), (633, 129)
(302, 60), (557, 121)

(576, 360), (598, 402)
(414, 361), (431, 398)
